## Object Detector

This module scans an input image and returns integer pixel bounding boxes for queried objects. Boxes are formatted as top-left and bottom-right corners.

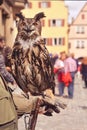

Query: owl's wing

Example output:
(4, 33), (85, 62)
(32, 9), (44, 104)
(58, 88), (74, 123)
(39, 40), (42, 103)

(11, 44), (29, 93)
(11, 40), (55, 95)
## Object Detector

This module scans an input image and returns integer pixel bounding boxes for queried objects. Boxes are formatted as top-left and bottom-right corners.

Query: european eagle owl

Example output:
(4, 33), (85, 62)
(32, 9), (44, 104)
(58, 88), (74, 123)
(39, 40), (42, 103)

(11, 12), (55, 95)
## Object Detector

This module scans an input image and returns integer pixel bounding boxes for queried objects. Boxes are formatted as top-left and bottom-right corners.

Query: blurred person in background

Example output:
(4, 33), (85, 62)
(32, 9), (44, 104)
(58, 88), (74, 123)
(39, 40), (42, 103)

(64, 53), (77, 99)
(50, 53), (58, 66)
(0, 36), (16, 85)
(54, 51), (67, 96)
(80, 57), (87, 88)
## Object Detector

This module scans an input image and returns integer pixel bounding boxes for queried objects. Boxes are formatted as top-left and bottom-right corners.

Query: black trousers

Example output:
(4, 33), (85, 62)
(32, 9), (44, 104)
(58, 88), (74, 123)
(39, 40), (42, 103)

(83, 76), (87, 87)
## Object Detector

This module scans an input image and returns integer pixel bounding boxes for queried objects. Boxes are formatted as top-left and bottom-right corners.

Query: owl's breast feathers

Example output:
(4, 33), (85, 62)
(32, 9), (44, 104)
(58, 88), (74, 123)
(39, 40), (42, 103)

(12, 37), (55, 95)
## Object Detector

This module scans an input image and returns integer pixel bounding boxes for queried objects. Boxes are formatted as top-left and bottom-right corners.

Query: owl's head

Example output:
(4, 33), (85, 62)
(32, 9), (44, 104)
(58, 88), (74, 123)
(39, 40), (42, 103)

(16, 12), (46, 40)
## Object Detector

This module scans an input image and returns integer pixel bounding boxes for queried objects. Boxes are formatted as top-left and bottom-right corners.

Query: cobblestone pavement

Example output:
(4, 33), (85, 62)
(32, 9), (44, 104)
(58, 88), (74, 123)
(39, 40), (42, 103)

(18, 74), (87, 130)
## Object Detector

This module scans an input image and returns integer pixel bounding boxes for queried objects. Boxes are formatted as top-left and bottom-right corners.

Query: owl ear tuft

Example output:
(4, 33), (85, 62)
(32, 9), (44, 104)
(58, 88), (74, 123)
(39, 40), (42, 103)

(15, 12), (25, 20)
(34, 12), (46, 21)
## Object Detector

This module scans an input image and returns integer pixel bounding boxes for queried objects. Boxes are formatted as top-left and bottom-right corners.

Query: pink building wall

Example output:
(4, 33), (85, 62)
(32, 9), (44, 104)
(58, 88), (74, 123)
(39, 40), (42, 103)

(69, 3), (87, 58)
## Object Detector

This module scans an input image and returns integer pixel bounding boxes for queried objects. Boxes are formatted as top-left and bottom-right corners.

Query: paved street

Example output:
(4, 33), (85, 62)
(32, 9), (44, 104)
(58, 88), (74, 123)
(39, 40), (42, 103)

(18, 74), (87, 130)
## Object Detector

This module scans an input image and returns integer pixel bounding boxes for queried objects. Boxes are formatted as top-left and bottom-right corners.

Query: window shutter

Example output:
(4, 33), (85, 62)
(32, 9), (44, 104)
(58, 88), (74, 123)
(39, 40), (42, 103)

(38, 2), (41, 8)
(62, 38), (65, 45)
(49, 38), (52, 45)
(29, 2), (32, 8)
(47, 38), (52, 45)
(47, 38), (49, 45)
(62, 19), (64, 26)
(48, 20), (51, 26)
(82, 14), (85, 19)
(48, 2), (51, 7)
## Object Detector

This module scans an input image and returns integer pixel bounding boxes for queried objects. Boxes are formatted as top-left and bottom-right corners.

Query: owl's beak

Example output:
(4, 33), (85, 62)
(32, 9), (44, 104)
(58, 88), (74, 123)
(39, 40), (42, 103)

(24, 28), (34, 33)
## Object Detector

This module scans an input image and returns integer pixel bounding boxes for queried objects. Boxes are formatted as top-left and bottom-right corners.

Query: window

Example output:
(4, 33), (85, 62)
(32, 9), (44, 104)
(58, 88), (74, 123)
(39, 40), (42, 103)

(49, 19), (64, 27)
(81, 41), (85, 48)
(68, 42), (71, 49)
(76, 41), (80, 48)
(76, 41), (85, 49)
(56, 19), (64, 26)
(81, 27), (85, 34)
(54, 38), (57, 45)
(38, 2), (51, 8)
(59, 38), (65, 45)
(76, 26), (85, 34)
(44, 38), (65, 46)
(52, 20), (56, 26)
(59, 38), (62, 45)
(76, 26), (80, 33)
(52, 38), (65, 46)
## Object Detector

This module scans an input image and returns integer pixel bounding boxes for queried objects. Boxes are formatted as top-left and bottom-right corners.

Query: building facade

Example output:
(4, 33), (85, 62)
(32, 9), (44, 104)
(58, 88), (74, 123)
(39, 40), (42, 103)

(0, 0), (15, 46)
(21, 0), (68, 54)
(69, 3), (87, 58)
(0, 0), (25, 47)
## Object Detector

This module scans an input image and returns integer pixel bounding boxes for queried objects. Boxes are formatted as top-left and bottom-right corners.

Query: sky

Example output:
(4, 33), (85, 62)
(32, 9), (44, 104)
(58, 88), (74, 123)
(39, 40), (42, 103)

(64, 0), (87, 23)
